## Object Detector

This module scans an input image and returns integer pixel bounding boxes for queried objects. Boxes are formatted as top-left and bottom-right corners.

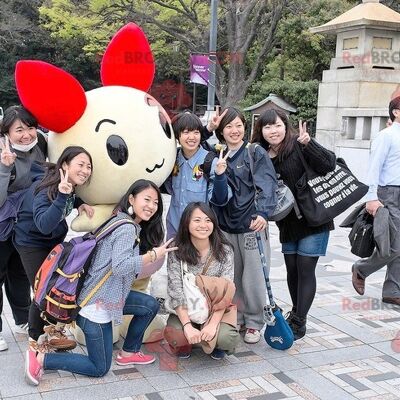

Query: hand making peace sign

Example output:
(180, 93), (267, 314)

(297, 120), (311, 145)
(0, 136), (17, 167)
(207, 107), (228, 132)
(215, 148), (231, 175)
(58, 168), (73, 195)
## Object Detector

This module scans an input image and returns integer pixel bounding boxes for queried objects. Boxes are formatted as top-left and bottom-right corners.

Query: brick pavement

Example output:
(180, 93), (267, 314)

(1, 205), (399, 400)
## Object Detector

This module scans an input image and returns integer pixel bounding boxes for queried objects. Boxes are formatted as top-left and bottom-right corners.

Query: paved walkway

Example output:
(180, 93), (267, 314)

(1, 206), (400, 400)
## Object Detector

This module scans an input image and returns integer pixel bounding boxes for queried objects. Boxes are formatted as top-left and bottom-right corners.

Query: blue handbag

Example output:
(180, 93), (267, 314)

(254, 229), (294, 350)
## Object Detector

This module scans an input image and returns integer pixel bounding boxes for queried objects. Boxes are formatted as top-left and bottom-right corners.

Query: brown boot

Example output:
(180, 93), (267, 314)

(44, 325), (76, 350)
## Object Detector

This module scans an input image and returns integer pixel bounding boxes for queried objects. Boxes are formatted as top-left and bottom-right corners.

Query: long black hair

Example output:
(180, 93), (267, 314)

(114, 179), (164, 253)
(175, 202), (231, 265)
(0, 105), (38, 136)
(35, 146), (93, 201)
(251, 109), (296, 161)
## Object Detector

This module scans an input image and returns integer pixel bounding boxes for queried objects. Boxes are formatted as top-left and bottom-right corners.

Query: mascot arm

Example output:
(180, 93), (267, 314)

(71, 204), (115, 232)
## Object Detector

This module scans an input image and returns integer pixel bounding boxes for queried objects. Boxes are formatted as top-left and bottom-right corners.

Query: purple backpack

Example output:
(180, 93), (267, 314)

(33, 216), (136, 324)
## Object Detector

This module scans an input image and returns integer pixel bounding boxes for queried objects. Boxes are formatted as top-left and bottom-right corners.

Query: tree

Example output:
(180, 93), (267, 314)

(39, 0), (289, 107)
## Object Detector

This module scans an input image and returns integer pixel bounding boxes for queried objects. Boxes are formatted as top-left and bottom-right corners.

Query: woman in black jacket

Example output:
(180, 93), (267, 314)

(252, 109), (336, 340)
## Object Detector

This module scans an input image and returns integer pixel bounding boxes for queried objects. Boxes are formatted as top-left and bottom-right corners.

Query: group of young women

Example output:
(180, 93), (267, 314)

(0, 102), (336, 385)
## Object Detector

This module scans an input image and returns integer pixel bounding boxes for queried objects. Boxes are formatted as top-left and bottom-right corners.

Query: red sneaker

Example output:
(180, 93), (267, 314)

(116, 351), (156, 366)
(25, 350), (43, 386)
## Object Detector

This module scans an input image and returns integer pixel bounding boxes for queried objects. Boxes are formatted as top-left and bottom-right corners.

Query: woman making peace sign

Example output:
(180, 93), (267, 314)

(251, 109), (336, 340)
(0, 106), (47, 352)
(14, 146), (94, 352)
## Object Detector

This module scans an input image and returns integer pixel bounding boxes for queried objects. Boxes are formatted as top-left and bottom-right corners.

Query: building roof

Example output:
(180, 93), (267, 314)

(310, 0), (400, 34)
(243, 93), (297, 113)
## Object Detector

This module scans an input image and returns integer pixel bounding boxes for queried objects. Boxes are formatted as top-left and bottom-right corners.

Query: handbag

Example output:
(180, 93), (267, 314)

(181, 258), (210, 324)
(247, 143), (300, 221)
(294, 144), (368, 227)
(349, 208), (375, 258)
(253, 229), (294, 350)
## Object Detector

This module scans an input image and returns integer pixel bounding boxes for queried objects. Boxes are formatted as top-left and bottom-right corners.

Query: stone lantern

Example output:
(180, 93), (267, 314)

(310, 0), (400, 181)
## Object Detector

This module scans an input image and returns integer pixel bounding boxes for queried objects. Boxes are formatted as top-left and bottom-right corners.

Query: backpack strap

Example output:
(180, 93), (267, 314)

(79, 270), (113, 308)
(37, 132), (48, 157)
(79, 218), (138, 308)
(246, 142), (259, 205)
(201, 150), (218, 181)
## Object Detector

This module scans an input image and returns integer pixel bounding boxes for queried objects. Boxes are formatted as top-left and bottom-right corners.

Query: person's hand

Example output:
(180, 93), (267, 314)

(0, 136), (17, 167)
(297, 120), (311, 145)
(366, 200), (384, 217)
(249, 215), (267, 232)
(200, 323), (217, 342)
(207, 108), (228, 132)
(58, 168), (73, 194)
(183, 324), (202, 344)
(214, 148), (231, 175)
(154, 238), (178, 259)
(78, 204), (94, 218)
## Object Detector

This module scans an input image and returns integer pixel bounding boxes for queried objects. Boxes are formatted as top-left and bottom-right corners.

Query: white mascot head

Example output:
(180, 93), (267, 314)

(15, 23), (176, 231)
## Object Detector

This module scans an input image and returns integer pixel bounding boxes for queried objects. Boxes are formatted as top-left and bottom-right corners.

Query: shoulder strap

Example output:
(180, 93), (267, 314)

(79, 219), (138, 309)
(202, 150), (217, 180)
(247, 143), (259, 198)
(201, 253), (214, 275)
(37, 132), (48, 156)
(95, 218), (136, 241)
(79, 270), (112, 308)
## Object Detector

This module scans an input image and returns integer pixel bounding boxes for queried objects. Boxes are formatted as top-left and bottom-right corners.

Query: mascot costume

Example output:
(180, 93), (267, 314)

(15, 23), (176, 344)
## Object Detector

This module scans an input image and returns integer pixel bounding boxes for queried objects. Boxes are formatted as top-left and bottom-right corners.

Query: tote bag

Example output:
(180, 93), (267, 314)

(294, 144), (368, 227)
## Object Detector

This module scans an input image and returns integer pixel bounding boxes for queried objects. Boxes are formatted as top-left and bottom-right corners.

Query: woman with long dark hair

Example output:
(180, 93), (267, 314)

(24, 179), (177, 385)
(165, 202), (239, 360)
(14, 146), (94, 352)
(252, 109), (336, 340)
(0, 105), (47, 351)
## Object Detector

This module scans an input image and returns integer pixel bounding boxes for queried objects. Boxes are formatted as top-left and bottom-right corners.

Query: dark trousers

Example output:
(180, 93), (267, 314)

(14, 244), (51, 340)
(0, 239), (31, 332)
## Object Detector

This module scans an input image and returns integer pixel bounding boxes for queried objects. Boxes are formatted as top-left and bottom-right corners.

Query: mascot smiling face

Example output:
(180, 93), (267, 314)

(15, 23), (176, 231)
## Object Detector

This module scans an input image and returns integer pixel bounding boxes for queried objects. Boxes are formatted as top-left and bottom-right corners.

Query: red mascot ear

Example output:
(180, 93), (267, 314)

(101, 23), (155, 92)
(15, 60), (87, 133)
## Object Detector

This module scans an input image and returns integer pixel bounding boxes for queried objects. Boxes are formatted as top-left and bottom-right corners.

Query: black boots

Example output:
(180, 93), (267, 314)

(286, 312), (306, 341)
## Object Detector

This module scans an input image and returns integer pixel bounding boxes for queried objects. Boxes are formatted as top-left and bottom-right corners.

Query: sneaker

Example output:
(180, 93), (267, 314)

(14, 323), (29, 335)
(244, 328), (261, 344)
(24, 349), (43, 386)
(44, 325), (76, 350)
(210, 348), (225, 360)
(0, 336), (8, 351)
(115, 351), (156, 366)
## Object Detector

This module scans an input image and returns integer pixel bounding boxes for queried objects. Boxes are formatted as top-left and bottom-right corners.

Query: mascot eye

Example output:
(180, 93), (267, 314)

(159, 111), (172, 139)
(106, 135), (128, 166)
(145, 93), (172, 139)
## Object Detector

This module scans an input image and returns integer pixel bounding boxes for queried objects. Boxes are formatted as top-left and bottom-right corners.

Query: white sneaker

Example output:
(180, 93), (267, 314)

(0, 336), (8, 351)
(244, 328), (261, 344)
(14, 323), (29, 335)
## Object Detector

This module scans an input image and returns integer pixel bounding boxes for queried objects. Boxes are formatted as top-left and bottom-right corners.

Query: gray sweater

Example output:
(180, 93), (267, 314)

(167, 244), (234, 310)
(77, 212), (143, 325)
(0, 145), (46, 207)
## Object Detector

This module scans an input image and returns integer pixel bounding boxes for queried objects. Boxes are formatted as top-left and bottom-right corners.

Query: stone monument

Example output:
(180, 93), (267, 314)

(310, 0), (400, 181)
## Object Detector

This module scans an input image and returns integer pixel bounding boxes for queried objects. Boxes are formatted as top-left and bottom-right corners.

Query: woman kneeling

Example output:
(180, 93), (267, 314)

(165, 202), (239, 360)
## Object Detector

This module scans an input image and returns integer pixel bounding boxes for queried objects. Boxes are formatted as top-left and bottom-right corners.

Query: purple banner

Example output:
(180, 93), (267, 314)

(190, 54), (209, 86)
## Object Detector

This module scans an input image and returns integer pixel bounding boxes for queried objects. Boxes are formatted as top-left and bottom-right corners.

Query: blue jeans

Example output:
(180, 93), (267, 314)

(44, 291), (159, 377)
(282, 231), (330, 257)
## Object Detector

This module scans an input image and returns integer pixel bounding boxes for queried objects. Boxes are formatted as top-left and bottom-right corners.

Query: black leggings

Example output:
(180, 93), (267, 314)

(0, 239), (31, 332)
(284, 254), (319, 318)
(14, 244), (51, 341)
